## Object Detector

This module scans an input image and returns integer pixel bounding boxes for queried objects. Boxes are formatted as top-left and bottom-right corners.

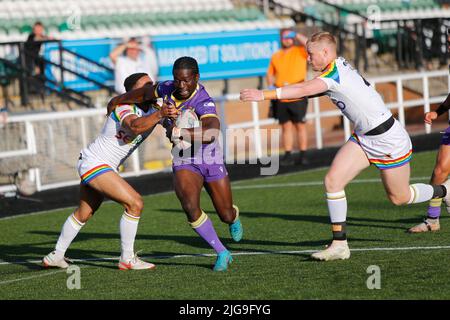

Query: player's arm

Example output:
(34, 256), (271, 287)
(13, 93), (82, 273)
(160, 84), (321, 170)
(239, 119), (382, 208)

(172, 116), (220, 145)
(121, 102), (178, 135)
(122, 103), (178, 135)
(426, 93), (450, 124)
(107, 82), (158, 115)
(240, 78), (328, 102)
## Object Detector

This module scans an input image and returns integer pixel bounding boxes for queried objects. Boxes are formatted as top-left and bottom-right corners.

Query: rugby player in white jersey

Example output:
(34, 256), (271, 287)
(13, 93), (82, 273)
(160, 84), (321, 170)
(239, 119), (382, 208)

(240, 31), (450, 261)
(42, 73), (178, 270)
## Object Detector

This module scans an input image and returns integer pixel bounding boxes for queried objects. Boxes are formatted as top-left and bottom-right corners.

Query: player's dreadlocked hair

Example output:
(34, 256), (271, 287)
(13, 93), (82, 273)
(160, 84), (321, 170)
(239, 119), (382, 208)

(173, 56), (199, 75)
(123, 72), (148, 92)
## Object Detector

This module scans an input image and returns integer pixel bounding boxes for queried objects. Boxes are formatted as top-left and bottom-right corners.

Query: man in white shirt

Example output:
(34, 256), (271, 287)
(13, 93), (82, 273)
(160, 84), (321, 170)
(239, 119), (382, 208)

(42, 73), (177, 270)
(110, 38), (159, 94)
(240, 31), (450, 262)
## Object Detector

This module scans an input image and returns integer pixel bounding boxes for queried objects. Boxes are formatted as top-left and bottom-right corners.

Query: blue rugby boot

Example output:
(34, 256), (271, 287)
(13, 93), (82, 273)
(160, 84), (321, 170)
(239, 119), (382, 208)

(213, 250), (233, 271)
(229, 219), (243, 242)
(229, 205), (243, 242)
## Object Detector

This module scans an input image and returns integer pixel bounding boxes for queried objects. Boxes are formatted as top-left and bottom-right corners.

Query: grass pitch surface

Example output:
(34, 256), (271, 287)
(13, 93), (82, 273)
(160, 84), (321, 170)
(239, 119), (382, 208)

(1, 151), (450, 299)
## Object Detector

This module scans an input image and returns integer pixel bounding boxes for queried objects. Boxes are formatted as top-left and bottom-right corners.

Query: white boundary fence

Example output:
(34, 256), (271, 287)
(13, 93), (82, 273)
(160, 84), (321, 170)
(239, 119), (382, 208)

(1, 70), (449, 194)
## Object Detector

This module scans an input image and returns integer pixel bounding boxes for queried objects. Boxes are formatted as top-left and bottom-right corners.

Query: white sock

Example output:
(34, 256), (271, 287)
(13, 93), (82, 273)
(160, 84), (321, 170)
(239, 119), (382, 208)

(55, 213), (85, 259)
(408, 184), (434, 204)
(120, 211), (140, 261)
(326, 191), (347, 223)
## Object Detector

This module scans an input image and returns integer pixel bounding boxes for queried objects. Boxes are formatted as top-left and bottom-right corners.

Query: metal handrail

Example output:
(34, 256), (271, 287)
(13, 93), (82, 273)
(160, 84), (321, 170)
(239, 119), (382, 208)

(1, 70), (448, 193)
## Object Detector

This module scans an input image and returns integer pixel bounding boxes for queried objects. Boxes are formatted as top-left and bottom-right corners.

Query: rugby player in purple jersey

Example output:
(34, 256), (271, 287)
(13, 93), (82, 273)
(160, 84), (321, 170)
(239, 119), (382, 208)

(108, 57), (242, 271)
(409, 93), (450, 233)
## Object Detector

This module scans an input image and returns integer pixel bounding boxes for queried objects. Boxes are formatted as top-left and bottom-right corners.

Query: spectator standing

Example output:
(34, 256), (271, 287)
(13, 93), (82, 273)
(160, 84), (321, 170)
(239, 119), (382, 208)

(110, 37), (159, 94)
(267, 29), (309, 166)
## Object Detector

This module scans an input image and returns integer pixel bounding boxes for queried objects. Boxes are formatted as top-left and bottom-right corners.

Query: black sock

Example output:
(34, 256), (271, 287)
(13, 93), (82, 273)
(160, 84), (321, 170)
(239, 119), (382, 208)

(332, 222), (347, 241)
(432, 185), (447, 198)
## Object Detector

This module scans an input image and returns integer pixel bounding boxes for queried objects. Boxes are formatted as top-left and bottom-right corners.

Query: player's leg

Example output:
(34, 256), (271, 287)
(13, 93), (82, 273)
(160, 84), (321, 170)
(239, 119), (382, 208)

(409, 143), (450, 232)
(293, 99), (309, 164)
(281, 121), (294, 165)
(380, 162), (446, 207)
(43, 183), (104, 268)
(86, 171), (154, 270)
(204, 175), (243, 242)
(312, 140), (370, 261)
(278, 102), (295, 165)
(295, 122), (307, 152)
(174, 168), (232, 271)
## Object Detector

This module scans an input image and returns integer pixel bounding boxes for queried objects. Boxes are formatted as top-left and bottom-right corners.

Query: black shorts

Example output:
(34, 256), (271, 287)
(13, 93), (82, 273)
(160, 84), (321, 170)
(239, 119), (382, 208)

(276, 99), (308, 124)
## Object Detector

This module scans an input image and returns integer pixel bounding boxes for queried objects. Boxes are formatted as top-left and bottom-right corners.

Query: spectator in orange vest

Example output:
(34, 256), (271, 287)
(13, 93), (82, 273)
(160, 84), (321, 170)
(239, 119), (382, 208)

(267, 29), (309, 165)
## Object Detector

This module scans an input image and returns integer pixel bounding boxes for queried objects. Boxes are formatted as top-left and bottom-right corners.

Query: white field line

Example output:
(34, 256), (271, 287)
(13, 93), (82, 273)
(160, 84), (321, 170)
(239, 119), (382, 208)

(0, 266), (89, 286)
(0, 176), (430, 221)
(1, 245), (450, 268)
(0, 269), (67, 285)
(0, 166), (334, 221)
(0, 190), (174, 221)
(232, 176), (429, 190)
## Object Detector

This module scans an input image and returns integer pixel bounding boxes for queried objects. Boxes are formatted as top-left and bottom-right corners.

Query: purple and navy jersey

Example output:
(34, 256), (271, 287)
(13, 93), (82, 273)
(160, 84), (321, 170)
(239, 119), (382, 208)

(153, 80), (223, 165)
(154, 81), (218, 123)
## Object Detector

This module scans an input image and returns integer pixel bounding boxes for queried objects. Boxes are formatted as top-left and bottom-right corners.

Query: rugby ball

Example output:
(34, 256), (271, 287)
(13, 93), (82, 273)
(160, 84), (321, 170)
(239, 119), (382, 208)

(174, 108), (199, 150)
(175, 108), (200, 129)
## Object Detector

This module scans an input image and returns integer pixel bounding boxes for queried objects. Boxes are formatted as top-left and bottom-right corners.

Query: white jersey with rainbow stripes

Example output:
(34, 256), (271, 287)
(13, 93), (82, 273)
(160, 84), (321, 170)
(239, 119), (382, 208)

(81, 104), (157, 171)
(317, 57), (392, 135)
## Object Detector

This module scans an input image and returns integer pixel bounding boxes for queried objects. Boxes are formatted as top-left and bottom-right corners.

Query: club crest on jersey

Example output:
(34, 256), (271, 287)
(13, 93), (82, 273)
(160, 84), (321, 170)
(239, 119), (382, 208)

(331, 98), (346, 111)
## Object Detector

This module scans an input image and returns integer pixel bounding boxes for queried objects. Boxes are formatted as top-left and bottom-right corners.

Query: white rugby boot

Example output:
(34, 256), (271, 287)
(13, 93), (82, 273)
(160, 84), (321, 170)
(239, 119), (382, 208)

(311, 240), (351, 261)
(42, 251), (70, 269)
(118, 253), (156, 270)
(408, 219), (440, 233)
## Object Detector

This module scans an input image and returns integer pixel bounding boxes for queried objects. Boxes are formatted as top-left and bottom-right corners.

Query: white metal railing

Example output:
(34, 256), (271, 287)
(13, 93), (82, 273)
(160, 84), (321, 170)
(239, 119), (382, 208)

(220, 70), (450, 159)
(1, 70), (449, 194)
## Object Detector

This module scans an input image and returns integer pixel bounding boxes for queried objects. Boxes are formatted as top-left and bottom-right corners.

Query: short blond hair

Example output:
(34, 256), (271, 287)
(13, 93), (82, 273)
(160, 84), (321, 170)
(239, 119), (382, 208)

(308, 31), (337, 47)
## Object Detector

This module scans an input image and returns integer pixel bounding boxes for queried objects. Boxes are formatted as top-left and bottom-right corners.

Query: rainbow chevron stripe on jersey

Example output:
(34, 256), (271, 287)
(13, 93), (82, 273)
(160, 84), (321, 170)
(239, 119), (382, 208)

(80, 104), (158, 172)
(319, 60), (340, 84)
(80, 164), (113, 184)
(317, 57), (392, 135)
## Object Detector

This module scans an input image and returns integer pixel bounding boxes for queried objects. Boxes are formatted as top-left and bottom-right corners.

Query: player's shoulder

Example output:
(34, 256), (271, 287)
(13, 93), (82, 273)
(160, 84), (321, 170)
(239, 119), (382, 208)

(194, 84), (215, 104)
(111, 104), (140, 121)
(319, 58), (340, 82)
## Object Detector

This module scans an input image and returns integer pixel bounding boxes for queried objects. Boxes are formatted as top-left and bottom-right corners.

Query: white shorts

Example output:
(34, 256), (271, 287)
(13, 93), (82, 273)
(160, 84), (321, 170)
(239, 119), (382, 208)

(349, 119), (412, 170)
(77, 152), (115, 185)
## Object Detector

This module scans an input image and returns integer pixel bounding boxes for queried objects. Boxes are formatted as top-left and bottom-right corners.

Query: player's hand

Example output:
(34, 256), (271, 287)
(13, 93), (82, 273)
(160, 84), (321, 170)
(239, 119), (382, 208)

(424, 111), (438, 124)
(160, 99), (179, 119)
(240, 89), (264, 102)
(164, 120), (174, 140)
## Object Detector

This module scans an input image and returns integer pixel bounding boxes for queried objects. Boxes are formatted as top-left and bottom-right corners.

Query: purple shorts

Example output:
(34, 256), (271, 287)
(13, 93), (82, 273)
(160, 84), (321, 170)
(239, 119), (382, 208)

(172, 162), (228, 183)
(442, 126), (450, 145)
